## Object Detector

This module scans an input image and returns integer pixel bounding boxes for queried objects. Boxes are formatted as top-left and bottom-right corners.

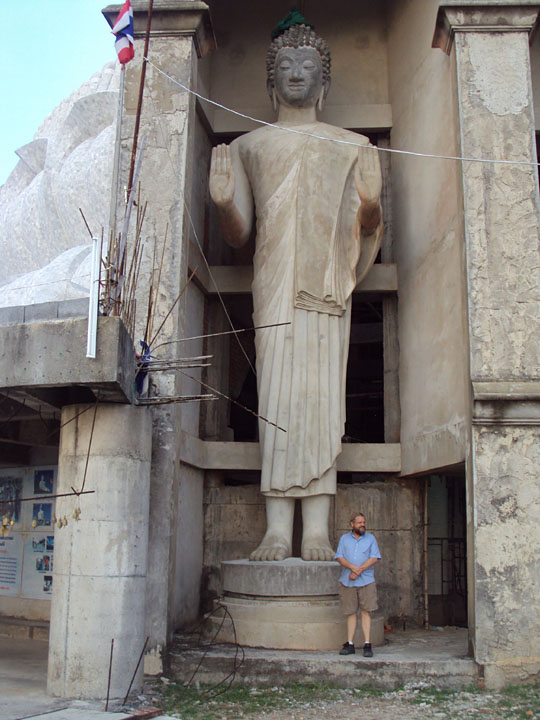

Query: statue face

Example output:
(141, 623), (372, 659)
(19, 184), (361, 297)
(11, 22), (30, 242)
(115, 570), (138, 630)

(273, 47), (324, 108)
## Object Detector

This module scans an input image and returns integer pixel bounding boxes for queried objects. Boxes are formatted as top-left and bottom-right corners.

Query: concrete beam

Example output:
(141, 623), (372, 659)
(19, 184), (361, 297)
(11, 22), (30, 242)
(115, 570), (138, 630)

(180, 432), (401, 473)
(0, 316), (135, 403)
(194, 264), (398, 296)
(203, 102), (393, 135)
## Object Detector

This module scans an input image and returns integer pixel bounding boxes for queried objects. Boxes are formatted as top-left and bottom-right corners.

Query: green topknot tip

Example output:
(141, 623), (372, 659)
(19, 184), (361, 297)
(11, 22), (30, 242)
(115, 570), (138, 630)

(271, 6), (315, 40)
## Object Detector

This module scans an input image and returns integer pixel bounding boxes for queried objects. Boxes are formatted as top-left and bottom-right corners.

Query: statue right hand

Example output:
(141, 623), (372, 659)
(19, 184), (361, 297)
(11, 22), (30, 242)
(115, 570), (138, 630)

(209, 144), (235, 208)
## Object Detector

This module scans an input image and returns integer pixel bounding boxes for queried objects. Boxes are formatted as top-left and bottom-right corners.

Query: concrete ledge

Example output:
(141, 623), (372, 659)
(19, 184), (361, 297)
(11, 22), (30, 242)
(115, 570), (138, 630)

(0, 298), (89, 326)
(180, 432), (401, 472)
(400, 424), (466, 477)
(0, 316), (134, 403)
(0, 616), (49, 641)
(203, 103), (393, 135)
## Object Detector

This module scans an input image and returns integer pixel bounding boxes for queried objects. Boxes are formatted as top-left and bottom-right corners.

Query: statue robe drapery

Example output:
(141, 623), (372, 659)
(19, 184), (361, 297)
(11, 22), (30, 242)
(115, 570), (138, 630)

(235, 122), (382, 497)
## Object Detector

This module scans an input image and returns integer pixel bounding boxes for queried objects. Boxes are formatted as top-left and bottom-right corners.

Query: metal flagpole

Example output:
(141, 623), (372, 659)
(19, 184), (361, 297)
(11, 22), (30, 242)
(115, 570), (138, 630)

(127, 0), (154, 196)
(109, 64), (126, 246)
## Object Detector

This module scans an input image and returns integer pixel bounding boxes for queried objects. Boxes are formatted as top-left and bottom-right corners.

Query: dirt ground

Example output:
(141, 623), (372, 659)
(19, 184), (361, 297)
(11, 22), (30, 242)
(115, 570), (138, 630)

(150, 681), (540, 720)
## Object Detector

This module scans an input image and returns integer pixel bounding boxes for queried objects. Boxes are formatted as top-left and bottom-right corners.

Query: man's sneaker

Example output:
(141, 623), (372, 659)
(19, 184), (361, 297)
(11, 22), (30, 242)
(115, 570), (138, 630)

(363, 642), (373, 657)
(339, 642), (355, 655)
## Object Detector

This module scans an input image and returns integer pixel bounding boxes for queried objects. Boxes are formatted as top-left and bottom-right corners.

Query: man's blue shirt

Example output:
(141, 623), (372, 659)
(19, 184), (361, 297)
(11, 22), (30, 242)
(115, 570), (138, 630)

(334, 531), (381, 587)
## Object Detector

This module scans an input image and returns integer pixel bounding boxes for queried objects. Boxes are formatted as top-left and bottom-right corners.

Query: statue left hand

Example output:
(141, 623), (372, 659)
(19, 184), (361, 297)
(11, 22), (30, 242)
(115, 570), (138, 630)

(354, 144), (382, 206)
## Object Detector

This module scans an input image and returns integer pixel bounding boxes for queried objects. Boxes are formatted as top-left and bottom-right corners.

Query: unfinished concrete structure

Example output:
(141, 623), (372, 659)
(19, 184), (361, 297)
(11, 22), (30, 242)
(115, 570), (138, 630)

(0, 0), (539, 695)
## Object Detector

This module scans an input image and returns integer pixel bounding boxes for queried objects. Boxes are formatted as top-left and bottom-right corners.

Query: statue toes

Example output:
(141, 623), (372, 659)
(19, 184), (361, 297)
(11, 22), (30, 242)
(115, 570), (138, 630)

(250, 542), (290, 561)
(273, 547), (288, 561)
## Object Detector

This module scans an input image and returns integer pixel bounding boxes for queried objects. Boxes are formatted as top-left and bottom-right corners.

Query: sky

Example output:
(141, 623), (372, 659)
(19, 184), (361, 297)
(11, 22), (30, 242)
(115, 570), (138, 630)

(0, 1), (118, 185)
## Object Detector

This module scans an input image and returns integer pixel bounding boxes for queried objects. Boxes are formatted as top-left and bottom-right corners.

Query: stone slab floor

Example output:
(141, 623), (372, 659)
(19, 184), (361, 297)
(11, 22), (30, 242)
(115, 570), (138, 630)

(0, 637), (172, 720)
(0, 629), (475, 719)
(169, 626), (476, 690)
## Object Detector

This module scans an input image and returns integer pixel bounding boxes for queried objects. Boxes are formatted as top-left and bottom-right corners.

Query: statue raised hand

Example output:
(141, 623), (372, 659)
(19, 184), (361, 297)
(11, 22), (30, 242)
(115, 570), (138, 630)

(209, 143), (253, 248)
(355, 144), (383, 234)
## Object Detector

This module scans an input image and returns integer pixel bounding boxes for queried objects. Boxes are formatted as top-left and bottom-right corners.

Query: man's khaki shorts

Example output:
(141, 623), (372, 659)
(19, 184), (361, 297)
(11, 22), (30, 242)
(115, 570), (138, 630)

(339, 582), (378, 615)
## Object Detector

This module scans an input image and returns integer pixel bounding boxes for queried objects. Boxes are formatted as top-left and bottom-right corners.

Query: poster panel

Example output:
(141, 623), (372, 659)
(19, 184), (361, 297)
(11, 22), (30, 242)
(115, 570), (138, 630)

(21, 534), (55, 599)
(0, 533), (23, 595)
(0, 467), (56, 599)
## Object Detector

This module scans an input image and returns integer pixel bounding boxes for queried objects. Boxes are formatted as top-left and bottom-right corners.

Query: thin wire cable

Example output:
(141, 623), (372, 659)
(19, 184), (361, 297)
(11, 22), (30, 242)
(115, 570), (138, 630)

(0, 274), (91, 294)
(145, 57), (540, 169)
(181, 602), (245, 699)
(144, 85), (257, 377)
(178, 368), (286, 433)
(151, 321), (290, 354)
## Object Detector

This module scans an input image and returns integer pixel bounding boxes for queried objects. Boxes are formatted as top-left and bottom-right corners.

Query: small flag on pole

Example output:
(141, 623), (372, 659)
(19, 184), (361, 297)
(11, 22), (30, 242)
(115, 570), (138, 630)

(112, 0), (134, 65)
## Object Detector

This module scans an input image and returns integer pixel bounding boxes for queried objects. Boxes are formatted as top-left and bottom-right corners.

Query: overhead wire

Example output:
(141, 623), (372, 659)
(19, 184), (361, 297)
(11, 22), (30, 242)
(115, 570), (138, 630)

(145, 57), (540, 169)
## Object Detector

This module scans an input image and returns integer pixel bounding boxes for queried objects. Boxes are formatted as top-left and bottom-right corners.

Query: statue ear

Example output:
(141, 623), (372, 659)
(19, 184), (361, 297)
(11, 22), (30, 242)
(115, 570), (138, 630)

(272, 88), (279, 113)
(267, 81), (278, 113)
(318, 79), (331, 112)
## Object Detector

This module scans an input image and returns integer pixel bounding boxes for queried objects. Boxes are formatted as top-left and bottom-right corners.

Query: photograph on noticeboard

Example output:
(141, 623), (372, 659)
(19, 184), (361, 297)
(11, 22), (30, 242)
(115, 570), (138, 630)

(0, 476), (23, 525)
(32, 536), (46, 552)
(32, 503), (52, 527)
(35, 555), (53, 573)
(34, 469), (54, 495)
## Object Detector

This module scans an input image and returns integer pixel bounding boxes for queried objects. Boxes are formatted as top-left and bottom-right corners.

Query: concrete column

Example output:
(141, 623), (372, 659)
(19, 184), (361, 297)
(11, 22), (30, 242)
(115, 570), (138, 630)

(48, 404), (152, 699)
(434, 5), (540, 688)
(102, 1), (215, 659)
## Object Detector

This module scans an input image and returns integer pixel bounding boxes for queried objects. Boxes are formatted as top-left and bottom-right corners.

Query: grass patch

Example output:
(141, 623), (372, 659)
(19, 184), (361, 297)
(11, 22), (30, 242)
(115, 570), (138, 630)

(396, 681), (540, 719)
(156, 682), (347, 719)
(152, 681), (540, 720)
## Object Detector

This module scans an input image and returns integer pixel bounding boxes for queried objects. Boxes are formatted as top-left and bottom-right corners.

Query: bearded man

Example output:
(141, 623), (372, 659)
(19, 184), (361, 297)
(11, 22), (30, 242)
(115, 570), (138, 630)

(209, 16), (383, 562)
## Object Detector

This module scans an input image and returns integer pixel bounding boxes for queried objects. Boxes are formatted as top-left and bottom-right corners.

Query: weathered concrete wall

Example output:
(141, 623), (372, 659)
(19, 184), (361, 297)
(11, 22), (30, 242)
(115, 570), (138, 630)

(170, 100), (219, 628)
(387, 0), (469, 476)
(103, 2), (214, 651)
(203, 477), (424, 627)
(48, 404), (151, 699)
(529, 29), (540, 129)
(443, 4), (540, 687)
(472, 426), (540, 686)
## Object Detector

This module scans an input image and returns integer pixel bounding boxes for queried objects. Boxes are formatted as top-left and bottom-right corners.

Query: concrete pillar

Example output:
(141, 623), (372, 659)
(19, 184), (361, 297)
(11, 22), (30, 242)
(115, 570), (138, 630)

(434, 5), (540, 688)
(102, 1), (215, 658)
(48, 404), (152, 699)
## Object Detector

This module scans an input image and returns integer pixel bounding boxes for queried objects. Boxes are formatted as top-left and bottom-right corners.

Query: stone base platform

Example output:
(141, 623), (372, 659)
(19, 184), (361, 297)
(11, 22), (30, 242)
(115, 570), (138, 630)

(205, 558), (384, 650)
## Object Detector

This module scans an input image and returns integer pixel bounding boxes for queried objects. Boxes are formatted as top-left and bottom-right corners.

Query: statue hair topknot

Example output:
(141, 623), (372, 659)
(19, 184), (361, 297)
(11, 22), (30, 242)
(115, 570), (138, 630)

(266, 24), (331, 87)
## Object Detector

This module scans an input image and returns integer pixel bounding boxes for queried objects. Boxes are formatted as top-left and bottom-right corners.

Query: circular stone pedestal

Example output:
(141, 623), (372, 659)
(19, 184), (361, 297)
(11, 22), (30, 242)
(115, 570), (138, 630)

(206, 558), (384, 650)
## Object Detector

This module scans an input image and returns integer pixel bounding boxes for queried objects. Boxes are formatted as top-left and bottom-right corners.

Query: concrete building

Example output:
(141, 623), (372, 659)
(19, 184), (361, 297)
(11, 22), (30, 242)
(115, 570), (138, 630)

(0, 0), (539, 695)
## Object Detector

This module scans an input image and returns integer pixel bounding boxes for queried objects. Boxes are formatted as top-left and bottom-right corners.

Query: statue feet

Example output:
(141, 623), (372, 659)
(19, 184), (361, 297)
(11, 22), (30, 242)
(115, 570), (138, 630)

(301, 534), (335, 561)
(249, 533), (291, 561)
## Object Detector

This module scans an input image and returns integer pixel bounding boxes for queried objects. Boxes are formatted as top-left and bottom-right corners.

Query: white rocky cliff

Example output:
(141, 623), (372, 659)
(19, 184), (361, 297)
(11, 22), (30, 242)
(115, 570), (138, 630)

(0, 62), (120, 306)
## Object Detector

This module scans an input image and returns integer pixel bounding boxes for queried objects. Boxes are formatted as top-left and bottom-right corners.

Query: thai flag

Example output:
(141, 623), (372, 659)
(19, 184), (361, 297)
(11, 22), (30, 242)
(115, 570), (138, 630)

(112, 0), (134, 65)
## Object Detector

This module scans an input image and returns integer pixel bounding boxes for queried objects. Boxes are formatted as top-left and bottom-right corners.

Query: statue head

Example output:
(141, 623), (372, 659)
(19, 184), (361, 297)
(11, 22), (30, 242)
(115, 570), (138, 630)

(266, 24), (331, 112)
